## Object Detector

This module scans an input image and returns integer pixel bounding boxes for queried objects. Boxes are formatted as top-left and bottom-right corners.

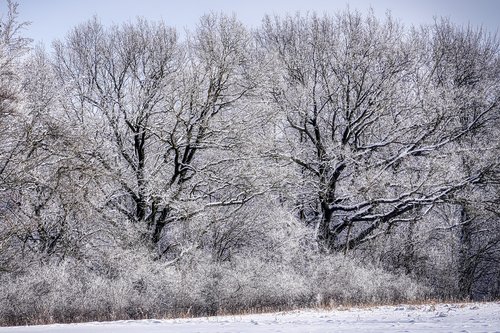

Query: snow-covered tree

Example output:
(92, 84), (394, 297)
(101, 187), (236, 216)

(51, 14), (269, 257)
(257, 11), (499, 253)
(0, 0), (31, 271)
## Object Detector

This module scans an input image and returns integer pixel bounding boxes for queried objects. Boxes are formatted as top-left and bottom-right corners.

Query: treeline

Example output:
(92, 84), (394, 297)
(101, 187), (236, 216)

(0, 1), (499, 326)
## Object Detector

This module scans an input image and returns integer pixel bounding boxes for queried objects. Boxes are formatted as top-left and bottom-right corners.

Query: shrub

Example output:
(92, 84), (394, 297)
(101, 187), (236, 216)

(0, 248), (429, 326)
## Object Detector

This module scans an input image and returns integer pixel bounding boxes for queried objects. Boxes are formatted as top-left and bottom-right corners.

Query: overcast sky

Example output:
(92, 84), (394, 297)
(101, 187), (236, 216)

(9, 0), (500, 45)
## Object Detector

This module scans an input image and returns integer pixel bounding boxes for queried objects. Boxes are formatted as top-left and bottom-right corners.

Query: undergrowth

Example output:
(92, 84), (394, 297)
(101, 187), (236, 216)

(0, 251), (430, 327)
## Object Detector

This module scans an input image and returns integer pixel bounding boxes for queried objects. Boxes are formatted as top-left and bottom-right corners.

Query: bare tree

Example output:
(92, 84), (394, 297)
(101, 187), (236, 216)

(0, 0), (30, 190)
(0, 0), (31, 271)
(51, 14), (266, 257)
(428, 20), (500, 298)
(258, 11), (499, 253)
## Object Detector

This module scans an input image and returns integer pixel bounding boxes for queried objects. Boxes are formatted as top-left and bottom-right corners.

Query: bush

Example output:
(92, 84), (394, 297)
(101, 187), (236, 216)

(311, 255), (429, 306)
(0, 247), (429, 326)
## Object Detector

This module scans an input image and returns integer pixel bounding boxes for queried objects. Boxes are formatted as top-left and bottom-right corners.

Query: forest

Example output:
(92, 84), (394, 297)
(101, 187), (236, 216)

(0, 1), (499, 326)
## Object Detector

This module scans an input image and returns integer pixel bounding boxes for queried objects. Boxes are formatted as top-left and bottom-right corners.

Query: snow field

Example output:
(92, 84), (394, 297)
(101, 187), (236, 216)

(1, 302), (499, 333)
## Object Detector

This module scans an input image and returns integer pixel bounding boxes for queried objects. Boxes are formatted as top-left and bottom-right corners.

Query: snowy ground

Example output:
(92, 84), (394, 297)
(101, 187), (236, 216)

(1, 302), (499, 333)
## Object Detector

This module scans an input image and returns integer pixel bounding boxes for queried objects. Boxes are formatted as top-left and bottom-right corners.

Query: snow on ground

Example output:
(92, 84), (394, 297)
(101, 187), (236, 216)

(1, 302), (499, 333)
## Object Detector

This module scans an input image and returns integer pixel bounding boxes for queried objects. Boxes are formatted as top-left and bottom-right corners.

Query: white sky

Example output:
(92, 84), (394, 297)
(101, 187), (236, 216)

(8, 0), (500, 45)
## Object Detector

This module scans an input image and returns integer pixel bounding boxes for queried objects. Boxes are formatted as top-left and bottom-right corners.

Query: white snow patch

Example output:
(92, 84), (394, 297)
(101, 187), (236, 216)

(1, 302), (499, 333)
